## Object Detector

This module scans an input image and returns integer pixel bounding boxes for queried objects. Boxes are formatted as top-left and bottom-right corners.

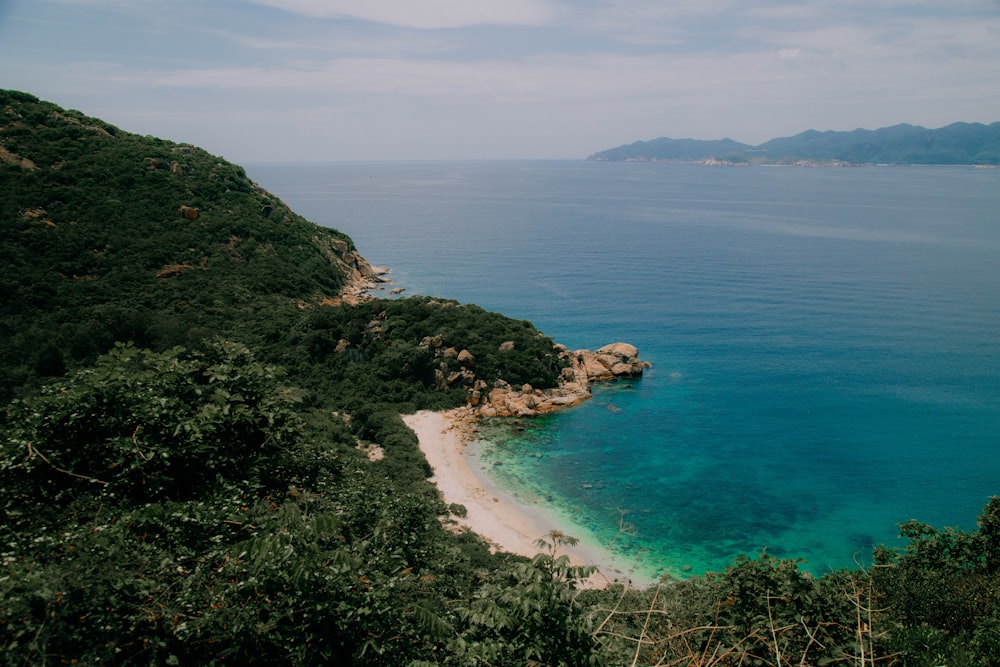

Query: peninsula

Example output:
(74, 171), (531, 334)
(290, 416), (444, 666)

(588, 121), (1000, 165)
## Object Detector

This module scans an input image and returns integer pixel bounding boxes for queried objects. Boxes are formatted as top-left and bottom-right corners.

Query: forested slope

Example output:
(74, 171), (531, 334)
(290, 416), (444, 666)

(1, 89), (357, 401)
(1, 91), (997, 666)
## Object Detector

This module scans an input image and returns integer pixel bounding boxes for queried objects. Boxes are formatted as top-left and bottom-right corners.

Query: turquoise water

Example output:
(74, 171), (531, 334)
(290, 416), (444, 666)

(252, 161), (1000, 576)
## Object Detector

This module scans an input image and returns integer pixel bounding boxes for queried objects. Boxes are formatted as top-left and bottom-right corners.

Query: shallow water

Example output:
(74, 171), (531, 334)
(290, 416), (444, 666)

(252, 160), (1000, 576)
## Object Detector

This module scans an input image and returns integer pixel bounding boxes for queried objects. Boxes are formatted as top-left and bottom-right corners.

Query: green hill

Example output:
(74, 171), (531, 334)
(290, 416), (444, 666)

(588, 121), (1000, 165)
(1, 89), (359, 400)
(586, 137), (751, 162)
(2, 90), (998, 666)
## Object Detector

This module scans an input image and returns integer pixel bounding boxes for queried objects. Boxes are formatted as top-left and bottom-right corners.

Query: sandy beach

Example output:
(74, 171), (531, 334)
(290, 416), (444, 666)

(403, 410), (657, 588)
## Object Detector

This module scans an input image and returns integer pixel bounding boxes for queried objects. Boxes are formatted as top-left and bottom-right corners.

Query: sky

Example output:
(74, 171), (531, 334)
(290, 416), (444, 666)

(1, 0), (999, 162)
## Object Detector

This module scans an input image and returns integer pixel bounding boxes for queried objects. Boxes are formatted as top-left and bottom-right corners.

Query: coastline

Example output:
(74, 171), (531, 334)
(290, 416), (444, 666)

(403, 409), (658, 588)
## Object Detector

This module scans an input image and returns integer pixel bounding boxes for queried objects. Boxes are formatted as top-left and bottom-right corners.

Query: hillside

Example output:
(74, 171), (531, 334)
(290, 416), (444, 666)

(588, 121), (1000, 165)
(0, 90), (374, 401)
(2, 90), (998, 666)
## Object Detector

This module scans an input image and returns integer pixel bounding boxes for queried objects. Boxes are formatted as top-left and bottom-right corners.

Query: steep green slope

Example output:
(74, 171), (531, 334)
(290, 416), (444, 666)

(0, 90), (357, 398)
(0, 90), (563, 406)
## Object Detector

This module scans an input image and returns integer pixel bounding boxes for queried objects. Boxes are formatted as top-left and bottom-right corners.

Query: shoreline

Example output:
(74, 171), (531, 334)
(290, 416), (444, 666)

(403, 409), (658, 589)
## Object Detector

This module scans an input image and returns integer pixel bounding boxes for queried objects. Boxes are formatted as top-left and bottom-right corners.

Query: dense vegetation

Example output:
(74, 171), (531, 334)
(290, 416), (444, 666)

(587, 121), (1000, 165)
(2, 90), (997, 665)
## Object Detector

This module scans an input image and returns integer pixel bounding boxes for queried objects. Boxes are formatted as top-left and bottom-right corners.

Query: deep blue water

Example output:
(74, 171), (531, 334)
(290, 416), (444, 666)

(251, 161), (1000, 577)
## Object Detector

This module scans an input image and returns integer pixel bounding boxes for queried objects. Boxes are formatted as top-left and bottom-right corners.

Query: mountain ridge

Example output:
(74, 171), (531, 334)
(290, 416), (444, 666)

(588, 121), (1000, 165)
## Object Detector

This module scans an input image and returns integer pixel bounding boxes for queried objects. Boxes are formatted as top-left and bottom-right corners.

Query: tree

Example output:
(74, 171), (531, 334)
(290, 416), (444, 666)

(2, 340), (302, 510)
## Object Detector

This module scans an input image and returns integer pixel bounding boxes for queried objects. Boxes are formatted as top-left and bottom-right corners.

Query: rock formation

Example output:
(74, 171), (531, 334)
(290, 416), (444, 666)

(477, 342), (647, 417)
(313, 236), (390, 305)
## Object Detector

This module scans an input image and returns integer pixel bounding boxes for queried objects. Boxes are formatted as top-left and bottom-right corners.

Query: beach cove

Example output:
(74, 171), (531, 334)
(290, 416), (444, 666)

(403, 409), (659, 588)
(254, 160), (1000, 576)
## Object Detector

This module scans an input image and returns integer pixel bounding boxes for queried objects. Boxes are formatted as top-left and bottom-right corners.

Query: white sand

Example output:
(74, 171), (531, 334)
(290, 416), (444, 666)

(403, 410), (657, 588)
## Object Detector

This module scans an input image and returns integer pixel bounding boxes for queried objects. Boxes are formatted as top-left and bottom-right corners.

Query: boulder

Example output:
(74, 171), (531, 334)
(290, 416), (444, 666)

(597, 342), (638, 359)
(457, 349), (476, 368)
(581, 354), (615, 382)
(467, 341), (645, 417)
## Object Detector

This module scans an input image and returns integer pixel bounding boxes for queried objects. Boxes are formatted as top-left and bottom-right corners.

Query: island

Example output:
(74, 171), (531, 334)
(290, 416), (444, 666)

(588, 121), (1000, 165)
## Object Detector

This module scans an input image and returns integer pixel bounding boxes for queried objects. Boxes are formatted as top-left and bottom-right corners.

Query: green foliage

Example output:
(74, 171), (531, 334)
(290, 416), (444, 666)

(871, 497), (1000, 665)
(0, 89), (352, 402)
(586, 553), (869, 666)
(0, 339), (584, 666)
(446, 554), (601, 666)
(2, 341), (300, 510)
(582, 503), (1000, 666)
(0, 344), (478, 665)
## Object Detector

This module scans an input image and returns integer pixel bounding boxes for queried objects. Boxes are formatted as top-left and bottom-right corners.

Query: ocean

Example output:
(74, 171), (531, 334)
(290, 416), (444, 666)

(250, 160), (1000, 578)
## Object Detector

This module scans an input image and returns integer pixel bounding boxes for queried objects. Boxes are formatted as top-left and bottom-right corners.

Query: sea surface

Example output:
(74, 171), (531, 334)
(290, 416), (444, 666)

(251, 160), (1000, 578)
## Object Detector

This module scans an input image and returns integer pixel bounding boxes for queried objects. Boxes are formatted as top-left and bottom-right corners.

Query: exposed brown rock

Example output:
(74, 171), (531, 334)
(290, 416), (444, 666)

(476, 342), (646, 417)
(20, 207), (54, 226)
(457, 349), (476, 368)
(314, 236), (391, 306)
(0, 144), (35, 170)
(156, 263), (196, 279)
(170, 160), (192, 176)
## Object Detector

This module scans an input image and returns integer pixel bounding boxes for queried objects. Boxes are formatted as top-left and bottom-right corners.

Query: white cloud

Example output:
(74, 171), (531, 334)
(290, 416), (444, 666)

(6, 0), (1000, 160)
(129, 50), (796, 105)
(217, 29), (455, 58)
(246, 0), (559, 29)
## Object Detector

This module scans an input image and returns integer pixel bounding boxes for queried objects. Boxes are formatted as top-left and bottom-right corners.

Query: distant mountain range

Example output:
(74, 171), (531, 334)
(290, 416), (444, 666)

(587, 122), (1000, 165)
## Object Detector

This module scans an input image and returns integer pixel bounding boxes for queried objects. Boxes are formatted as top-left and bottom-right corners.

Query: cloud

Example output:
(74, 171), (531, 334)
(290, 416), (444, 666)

(246, 0), (558, 29)
(126, 48), (836, 116)
(217, 29), (455, 58)
(6, 0), (1000, 160)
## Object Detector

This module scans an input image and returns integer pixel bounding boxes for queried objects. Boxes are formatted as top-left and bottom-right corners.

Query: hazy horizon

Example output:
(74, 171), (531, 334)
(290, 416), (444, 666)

(2, 0), (998, 163)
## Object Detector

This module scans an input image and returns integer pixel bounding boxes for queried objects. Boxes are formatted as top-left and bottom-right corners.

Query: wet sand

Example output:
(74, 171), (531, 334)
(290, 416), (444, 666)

(403, 410), (656, 588)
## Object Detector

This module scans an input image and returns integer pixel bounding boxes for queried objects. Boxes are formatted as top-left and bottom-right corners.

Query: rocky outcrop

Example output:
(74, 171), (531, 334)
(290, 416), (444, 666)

(313, 236), (390, 305)
(477, 342), (647, 417)
(336, 252), (389, 304)
(0, 144), (36, 170)
(577, 343), (645, 381)
(411, 326), (646, 418)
